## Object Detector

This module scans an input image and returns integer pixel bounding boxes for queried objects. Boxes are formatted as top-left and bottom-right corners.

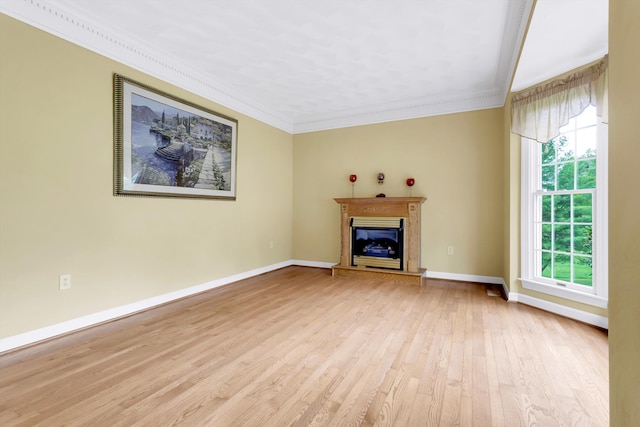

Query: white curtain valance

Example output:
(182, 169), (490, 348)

(511, 55), (608, 143)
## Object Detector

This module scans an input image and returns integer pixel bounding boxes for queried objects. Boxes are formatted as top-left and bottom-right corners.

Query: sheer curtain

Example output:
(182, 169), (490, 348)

(511, 55), (608, 143)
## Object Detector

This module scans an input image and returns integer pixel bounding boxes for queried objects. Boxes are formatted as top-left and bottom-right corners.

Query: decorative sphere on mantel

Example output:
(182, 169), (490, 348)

(406, 178), (415, 187)
(349, 174), (357, 183)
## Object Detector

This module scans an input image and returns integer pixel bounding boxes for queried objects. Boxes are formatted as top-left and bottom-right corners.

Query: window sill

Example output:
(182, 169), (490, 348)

(519, 278), (608, 309)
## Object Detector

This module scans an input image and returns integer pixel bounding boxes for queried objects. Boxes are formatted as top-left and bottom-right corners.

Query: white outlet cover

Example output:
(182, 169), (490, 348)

(59, 274), (71, 290)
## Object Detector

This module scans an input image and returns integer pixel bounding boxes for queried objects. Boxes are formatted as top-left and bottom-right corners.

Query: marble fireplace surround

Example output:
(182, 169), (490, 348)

(332, 197), (427, 285)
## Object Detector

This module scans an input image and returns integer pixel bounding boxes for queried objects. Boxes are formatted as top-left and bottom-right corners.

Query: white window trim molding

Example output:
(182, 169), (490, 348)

(519, 117), (608, 309)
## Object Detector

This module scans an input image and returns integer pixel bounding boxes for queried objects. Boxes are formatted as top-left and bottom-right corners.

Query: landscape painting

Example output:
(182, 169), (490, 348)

(114, 74), (237, 200)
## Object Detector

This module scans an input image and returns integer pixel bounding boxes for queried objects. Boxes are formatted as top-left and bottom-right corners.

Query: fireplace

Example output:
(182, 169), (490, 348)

(333, 197), (426, 284)
(351, 217), (404, 270)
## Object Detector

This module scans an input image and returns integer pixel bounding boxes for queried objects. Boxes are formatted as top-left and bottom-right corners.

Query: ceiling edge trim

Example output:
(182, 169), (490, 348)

(495, 0), (536, 100)
(1, 0), (530, 135)
(292, 91), (504, 134)
(1, 0), (295, 133)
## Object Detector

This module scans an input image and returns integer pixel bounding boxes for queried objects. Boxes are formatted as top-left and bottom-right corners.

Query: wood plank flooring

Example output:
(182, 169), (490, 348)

(0, 266), (609, 426)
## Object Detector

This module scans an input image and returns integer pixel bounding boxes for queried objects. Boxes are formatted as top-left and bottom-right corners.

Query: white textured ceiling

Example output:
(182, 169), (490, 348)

(1, 0), (608, 133)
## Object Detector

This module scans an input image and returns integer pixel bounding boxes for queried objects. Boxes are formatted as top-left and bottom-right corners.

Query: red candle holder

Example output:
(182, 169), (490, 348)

(406, 178), (415, 196)
(349, 174), (357, 197)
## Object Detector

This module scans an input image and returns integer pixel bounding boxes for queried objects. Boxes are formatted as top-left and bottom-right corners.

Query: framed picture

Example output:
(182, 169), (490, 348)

(114, 74), (237, 200)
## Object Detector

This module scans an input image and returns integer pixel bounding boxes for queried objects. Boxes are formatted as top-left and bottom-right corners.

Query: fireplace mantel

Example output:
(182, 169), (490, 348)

(332, 197), (426, 284)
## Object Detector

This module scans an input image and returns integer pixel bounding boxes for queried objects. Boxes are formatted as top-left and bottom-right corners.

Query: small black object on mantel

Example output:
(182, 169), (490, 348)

(375, 193), (386, 198)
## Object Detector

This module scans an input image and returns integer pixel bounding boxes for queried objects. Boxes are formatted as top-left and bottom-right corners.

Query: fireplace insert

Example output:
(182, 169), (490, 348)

(351, 217), (404, 270)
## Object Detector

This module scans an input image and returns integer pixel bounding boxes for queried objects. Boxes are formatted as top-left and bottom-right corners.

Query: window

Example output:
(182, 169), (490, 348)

(521, 106), (608, 307)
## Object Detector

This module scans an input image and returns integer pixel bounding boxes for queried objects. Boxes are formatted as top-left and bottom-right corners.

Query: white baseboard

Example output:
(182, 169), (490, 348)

(292, 263), (511, 290)
(0, 262), (606, 353)
(293, 262), (509, 291)
(425, 270), (505, 285)
(508, 292), (608, 329)
(428, 271), (608, 329)
(426, 271), (511, 299)
(291, 260), (335, 269)
(0, 260), (294, 354)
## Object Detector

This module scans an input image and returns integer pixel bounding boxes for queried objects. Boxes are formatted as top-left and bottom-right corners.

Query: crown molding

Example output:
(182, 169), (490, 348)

(2, 0), (533, 135)
(292, 89), (505, 133)
(497, 0), (535, 98)
(1, 0), (295, 133)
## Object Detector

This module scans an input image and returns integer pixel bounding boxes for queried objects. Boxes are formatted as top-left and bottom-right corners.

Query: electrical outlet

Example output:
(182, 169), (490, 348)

(59, 274), (71, 290)
(447, 246), (454, 255)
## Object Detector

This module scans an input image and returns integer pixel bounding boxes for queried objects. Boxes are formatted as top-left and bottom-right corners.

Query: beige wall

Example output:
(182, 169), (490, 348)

(502, 93), (521, 294)
(0, 15), (293, 338)
(293, 109), (505, 278)
(609, 0), (640, 424)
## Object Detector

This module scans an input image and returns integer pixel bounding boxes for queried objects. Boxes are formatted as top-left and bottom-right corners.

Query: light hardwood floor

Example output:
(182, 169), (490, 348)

(0, 267), (609, 426)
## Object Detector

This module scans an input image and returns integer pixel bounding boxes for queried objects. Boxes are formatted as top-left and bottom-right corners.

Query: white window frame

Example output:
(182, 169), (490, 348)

(520, 111), (608, 308)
